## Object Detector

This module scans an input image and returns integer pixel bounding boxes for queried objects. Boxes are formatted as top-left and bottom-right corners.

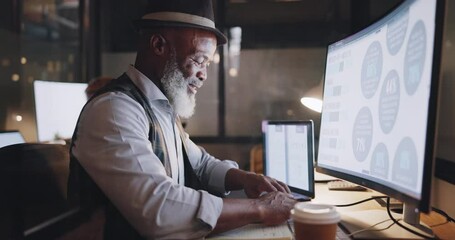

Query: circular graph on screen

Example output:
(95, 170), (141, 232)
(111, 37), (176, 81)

(379, 69), (401, 134)
(352, 107), (373, 162)
(386, 8), (409, 55)
(361, 41), (383, 99)
(370, 143), (390, 179)
(392, 137), (418, 188)
(404, 20), (427, 95)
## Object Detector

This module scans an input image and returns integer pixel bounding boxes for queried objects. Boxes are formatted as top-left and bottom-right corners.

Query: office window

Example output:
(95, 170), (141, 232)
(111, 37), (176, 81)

(225, 48), (325, 137)
(0, 0), (80, 141)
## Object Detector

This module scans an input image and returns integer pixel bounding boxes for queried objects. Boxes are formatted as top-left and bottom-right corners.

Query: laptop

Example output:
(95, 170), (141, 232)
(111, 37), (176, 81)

(0, 130), (26, 148)
(262, 120), (315, 201)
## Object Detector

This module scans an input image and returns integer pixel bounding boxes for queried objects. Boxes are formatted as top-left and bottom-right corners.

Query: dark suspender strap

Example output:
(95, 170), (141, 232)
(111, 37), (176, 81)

(69, 74), (173, 203)
(175, 117), (209, 192)
(107, 74), (172, 177)
(68, 74), (167, 240)
(68, 73), (212, 239)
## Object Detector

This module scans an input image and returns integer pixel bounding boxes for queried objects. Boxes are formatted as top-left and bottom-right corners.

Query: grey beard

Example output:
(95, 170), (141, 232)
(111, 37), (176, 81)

(161, 55), (197, 119)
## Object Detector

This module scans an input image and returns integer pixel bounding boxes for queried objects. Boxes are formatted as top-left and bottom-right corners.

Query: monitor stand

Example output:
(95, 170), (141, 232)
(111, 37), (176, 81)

(339, 203), (434, 239)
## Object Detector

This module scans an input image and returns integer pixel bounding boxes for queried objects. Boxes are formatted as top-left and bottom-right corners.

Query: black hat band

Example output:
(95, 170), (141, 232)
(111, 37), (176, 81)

(142, 12), (216, 29)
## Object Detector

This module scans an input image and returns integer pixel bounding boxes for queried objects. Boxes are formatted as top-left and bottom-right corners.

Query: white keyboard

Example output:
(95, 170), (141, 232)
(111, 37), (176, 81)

(328, 180), (368, 191)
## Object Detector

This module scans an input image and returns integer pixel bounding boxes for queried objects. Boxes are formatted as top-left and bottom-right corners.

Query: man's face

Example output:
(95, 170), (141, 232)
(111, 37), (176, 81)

(160, 30), (217, 119)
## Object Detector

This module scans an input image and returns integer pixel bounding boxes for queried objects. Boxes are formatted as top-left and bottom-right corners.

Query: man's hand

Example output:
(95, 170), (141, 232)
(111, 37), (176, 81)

(213, 191), (297, 234)
(243, 173), (291, 198)
(213, 168), (296, 235)
(255, 191), (297, 226)
(225, 169), (291, 198)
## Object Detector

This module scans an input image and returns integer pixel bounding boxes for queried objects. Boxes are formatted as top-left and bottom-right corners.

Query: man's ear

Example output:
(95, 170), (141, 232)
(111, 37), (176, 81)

(150, 34), (167, 55)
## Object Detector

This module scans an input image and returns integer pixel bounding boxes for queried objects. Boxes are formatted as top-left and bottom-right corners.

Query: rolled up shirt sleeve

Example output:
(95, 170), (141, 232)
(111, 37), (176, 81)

(73, 92), (226, 239)
(183, 133), (239, 195)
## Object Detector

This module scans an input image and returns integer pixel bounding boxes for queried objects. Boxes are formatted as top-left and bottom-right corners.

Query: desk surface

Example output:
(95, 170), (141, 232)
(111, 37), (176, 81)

(221, 182), (455, 239)
(313, 182), (455, 239)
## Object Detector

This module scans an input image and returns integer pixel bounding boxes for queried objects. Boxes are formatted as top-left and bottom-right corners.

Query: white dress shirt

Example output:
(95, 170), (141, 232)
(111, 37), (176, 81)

(73, 65), (238, 239)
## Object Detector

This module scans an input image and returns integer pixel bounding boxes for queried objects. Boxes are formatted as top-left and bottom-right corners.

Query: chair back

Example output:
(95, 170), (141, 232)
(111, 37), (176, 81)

(249, 144), (264, 174)
(0, 143), (85, 239)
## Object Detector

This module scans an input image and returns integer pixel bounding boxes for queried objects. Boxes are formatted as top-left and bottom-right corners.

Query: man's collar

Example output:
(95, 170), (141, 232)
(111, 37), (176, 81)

(126, 65), (168, 102)
(126, 65), (175, 114)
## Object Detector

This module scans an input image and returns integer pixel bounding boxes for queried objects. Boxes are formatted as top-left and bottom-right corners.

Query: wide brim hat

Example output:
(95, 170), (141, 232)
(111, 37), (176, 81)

(134, 0), (227, 45)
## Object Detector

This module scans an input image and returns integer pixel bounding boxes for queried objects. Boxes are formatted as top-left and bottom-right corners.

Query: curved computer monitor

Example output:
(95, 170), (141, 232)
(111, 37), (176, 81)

(317, 0), (444, 225)
(33, 80), (88, 142)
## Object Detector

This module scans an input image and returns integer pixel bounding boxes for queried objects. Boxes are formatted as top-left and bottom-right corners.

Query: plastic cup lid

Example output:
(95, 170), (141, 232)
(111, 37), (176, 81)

(291, 202), (340, 225)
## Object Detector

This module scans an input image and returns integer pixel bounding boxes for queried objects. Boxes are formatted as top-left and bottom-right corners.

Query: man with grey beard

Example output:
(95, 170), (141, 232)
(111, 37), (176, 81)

(68, 1), (296, 239)
(161, 48), (199, 119)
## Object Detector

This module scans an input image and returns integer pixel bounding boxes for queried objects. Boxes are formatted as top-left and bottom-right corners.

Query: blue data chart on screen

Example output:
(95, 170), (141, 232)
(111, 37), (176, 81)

(318, 0), (436, 200)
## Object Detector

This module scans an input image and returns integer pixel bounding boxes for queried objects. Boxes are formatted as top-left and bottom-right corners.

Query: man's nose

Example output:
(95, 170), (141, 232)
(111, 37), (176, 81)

(196, 69), (207, 81)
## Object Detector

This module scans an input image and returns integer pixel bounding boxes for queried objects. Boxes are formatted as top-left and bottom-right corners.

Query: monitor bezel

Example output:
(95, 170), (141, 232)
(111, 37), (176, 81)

(316, 0), (446, 213)
(262, 120), (315, 198)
